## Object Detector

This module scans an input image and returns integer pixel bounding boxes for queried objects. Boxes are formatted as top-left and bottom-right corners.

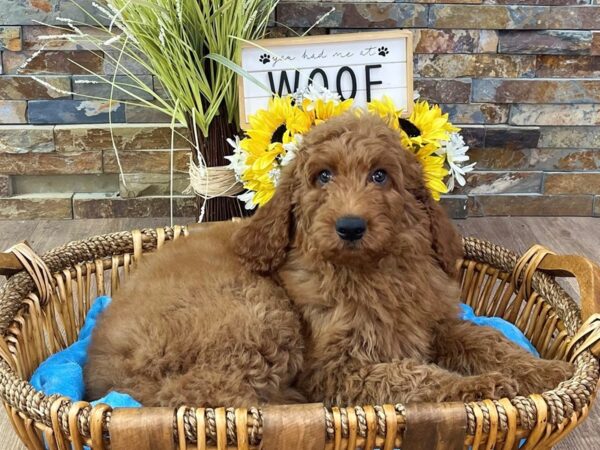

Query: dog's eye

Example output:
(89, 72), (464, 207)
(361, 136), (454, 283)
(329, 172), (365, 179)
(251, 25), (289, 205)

(371, 169), (388, 185)
(317, 169), (333, 185)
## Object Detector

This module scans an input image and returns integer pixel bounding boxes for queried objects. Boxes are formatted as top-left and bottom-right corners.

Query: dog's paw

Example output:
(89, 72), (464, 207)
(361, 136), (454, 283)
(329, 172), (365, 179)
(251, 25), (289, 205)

(517, 359), (575, 396)
(449, 373), (519, 402)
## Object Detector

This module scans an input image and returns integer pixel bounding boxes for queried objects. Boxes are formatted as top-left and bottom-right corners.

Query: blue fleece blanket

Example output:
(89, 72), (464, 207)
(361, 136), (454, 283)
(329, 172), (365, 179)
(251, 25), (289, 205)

(30, 296), (140, 408)
(30, 298), (537, 407)
(459, 303), (539, 357)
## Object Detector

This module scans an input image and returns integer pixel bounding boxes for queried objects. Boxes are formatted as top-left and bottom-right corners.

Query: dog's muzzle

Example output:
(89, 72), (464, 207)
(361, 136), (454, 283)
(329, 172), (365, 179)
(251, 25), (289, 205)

(336, 216), (366, 242)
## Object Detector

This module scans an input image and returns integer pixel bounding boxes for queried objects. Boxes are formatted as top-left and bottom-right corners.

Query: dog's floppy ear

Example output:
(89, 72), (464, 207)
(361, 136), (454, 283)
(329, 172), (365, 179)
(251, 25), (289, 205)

(234, 166), (296, 274)
(405, 158), (463, 279)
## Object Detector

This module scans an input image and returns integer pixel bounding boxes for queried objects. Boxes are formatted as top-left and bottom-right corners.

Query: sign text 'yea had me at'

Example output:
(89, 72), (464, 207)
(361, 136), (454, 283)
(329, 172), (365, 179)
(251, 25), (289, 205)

(238, 30), (413, 128)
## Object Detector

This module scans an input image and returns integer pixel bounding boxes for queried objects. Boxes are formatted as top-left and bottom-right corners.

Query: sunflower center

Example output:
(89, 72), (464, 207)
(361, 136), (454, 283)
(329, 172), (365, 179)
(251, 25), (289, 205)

(398, 118), (421, 138)
(271, 124), (287, 143)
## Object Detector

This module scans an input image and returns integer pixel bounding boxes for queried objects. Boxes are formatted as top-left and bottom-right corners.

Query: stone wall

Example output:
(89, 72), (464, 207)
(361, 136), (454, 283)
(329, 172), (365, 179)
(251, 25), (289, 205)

(1, 0), (600, 219)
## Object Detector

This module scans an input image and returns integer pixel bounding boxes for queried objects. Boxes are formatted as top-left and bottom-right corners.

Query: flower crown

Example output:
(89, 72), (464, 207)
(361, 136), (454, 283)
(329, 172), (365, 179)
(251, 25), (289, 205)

(227, 86), (474, 210)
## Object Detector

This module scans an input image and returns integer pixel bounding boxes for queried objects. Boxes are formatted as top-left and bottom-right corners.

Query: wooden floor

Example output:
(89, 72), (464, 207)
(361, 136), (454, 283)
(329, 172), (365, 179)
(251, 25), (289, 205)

(0, 217), (598, 449)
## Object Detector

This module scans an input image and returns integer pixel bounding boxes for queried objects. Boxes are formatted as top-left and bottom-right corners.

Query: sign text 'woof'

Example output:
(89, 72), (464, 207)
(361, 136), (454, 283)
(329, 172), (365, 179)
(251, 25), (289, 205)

(238, 31), (413, 128)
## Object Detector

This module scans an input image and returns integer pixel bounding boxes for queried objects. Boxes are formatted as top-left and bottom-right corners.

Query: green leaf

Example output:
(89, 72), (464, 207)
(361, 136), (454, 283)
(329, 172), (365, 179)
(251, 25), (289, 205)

(204, 53), (272, 95)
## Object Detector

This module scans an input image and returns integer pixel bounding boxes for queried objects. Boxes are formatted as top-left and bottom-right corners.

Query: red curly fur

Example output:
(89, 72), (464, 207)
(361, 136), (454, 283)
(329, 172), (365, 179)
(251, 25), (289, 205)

(85, 113), (572, 407)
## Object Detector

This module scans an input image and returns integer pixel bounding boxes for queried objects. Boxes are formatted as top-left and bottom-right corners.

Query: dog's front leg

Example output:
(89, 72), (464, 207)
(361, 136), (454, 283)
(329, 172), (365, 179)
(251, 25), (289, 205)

(307, 358), (519, 405)
(432, 318), (574, 396)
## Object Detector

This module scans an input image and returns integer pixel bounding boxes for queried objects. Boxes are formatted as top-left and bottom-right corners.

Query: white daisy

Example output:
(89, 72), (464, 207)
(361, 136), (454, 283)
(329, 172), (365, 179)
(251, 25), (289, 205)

(268, 168), (281, 185)
(280, 134), (302, 167)
(304, 84), (341, 102)
(296, 85), (341, 111)
(438, 132), (476, 191)
(224, 136), (247, 182)
(238, 190), (258, 210)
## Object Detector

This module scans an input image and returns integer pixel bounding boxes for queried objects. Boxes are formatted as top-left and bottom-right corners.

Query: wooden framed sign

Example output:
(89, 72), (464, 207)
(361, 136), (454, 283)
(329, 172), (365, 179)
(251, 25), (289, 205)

(238, 30), (413, 129)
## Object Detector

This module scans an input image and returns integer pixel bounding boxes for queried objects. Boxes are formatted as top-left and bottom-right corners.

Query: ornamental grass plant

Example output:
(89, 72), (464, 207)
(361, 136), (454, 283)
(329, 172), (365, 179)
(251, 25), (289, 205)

(35, 0), (278, 221)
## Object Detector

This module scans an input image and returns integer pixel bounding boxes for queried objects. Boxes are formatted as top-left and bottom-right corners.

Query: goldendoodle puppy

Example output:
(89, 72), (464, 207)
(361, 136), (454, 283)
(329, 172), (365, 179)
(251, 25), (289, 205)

(85, 113), (573, 407)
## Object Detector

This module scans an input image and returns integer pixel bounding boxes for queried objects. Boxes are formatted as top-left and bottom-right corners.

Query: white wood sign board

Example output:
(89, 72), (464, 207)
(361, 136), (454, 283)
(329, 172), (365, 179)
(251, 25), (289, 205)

(238, 30), (413, 129)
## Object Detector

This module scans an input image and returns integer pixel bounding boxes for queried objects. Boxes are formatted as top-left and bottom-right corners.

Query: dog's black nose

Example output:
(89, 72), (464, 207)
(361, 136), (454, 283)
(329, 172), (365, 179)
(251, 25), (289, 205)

(336, 216), (366, 241)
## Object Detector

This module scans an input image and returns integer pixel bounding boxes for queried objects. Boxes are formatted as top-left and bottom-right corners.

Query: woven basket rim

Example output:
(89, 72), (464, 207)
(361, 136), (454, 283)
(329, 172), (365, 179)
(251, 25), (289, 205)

(0, 226), (598, 448)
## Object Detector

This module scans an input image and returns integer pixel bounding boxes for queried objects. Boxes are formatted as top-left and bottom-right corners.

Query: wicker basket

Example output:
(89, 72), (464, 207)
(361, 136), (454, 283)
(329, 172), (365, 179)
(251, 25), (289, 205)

(1, 225), (599, 450)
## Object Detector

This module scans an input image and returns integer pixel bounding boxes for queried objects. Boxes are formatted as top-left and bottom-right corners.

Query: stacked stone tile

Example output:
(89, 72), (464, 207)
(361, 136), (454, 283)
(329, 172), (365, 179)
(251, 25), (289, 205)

(0, 0), (599, 219)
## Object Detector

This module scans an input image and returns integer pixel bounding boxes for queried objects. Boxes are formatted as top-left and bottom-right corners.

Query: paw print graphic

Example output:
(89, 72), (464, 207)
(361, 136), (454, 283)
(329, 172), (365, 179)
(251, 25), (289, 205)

(259, 54), (271, 64)
(378, 46), (389, 57)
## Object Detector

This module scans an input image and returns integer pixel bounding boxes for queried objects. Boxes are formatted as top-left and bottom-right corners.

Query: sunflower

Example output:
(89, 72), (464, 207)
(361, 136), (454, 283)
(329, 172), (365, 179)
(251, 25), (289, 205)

(415, 145), (449, 201)
(367, 98), (452, 199)
(367, 96), (401, 130)
(236, 96), (311, 208)
(401, 101), (459, 150)
(242, 168), (277, 207)
(238, 142), (281, 206)
(245, 96), (312, 150)
(303, 97), (354, 125)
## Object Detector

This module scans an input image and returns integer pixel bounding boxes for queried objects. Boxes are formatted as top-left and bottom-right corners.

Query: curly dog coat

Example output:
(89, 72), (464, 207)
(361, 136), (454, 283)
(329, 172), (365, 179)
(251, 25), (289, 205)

(85, 113), (573, 407)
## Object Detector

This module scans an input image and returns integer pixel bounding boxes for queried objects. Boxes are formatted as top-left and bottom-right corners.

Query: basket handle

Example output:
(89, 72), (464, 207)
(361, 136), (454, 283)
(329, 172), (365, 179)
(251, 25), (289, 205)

(0, 243), (27, 277)
(0, 243), (55, 305)
(514, 244), (600, 321)
(536, 251), (600, 322)
(517, 245), (600, 360)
